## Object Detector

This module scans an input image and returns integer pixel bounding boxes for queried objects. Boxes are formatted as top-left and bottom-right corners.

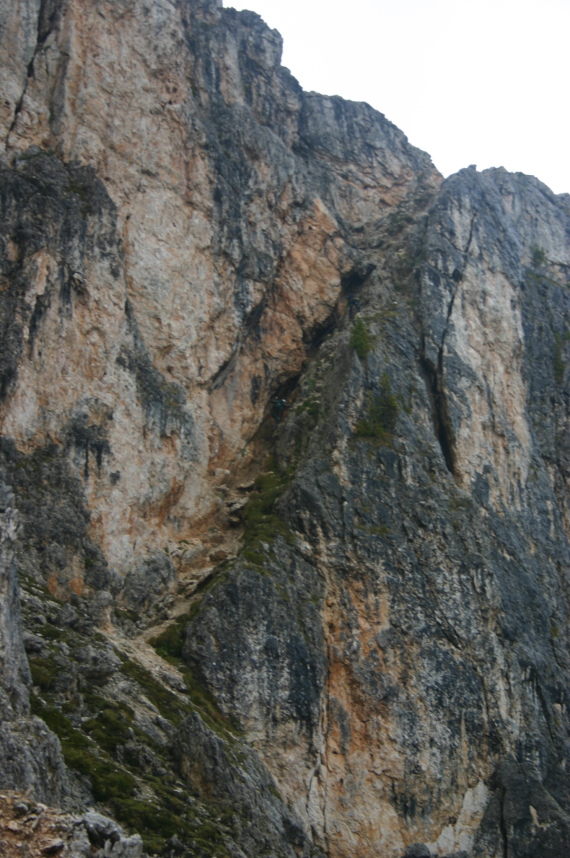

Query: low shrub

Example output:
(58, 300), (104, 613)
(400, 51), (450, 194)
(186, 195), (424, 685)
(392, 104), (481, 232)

(355, 373), (399, 444)
(349, 319), (372, 361)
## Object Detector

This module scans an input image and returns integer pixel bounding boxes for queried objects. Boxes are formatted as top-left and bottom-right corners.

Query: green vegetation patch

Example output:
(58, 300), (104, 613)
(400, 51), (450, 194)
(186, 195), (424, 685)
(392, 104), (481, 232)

(531, 245), (547, 268)
(553, 331), (570, 383)
(32, 693), (231, 856)
(368, 523), (391, 537)
(152, 619), (187, 660)
(33, 678), (235, 854)
(239, 457), (294, 566)
(31, 696), (136, 802)
(122, 649), (236, 737)
(109, 793), (223, 856)
(120, 657), (190, 727)
(148, 573), (220, 660)
(29, 657), (59, 692)
(526, 245), (560, 289)
(113, 789), (230, 856)
(24, 605), (243, 855)
(83, 700), (135, 753)
(150, 619), (240, 739)
(349, 319), (372, 362)
(36, 623), (68, 642)
(113, 799), (178, 853)
(354, 373), (399, 444)
(295, 398), (320, 421)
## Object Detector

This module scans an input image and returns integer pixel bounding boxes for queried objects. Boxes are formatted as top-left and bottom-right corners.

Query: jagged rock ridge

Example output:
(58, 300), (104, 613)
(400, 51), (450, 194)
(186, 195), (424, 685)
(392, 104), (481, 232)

(1, 1), (570, 857)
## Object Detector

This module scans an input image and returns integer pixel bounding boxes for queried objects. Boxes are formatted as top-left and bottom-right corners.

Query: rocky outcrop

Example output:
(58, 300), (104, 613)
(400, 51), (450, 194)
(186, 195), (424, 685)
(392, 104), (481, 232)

(174, 711), (321, 858)
(0, 480), (30, 715)
(0, 793), (144, 858)
(0, 480), (68, 805)
(1, 1), (570, 857)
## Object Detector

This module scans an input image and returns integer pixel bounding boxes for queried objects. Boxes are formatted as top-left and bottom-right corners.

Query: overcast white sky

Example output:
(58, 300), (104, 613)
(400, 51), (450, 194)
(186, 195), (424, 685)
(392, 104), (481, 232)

(228, 0), (569, 195)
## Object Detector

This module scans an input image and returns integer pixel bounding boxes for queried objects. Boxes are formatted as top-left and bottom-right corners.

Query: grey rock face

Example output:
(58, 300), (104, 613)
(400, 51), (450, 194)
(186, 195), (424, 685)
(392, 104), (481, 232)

(0, 479), (68, 804)
(0, 715), (67, 805)
(184, 168), (570, 856)
(0, 479), (30, 715)
(403, 845), (431, 858)
(81, 811), (143, 858)
(182, 549), (326, 734)
(174, 711), (319, 858)
(0, 0), (569, 857)
(122, 550), (177, 615)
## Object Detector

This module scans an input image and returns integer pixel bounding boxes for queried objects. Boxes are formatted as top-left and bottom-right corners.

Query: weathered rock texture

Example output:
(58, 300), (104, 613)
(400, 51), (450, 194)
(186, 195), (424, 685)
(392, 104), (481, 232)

(1, 1), (570, 857)
(0, 792), (144, 858)
(0, 479), (69, 806)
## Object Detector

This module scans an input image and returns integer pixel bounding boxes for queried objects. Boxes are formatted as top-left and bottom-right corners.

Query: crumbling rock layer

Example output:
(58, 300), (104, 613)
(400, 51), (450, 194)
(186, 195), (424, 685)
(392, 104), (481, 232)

(1, 1), (570, 857)
(0, 792), (143, 858)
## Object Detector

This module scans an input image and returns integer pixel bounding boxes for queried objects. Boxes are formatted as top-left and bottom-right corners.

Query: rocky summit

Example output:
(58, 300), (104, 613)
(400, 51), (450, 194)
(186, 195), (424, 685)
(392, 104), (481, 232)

(1, 1), (569, 856)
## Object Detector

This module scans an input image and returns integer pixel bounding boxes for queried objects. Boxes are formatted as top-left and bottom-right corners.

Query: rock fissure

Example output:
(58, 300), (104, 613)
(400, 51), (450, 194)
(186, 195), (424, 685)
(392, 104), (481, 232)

(499, 785), (509, 858)
(5, 0), (58, 149)
(420, 352), (457, 476)
(459, 212), (477, 271)
(6, 90), (27, 148)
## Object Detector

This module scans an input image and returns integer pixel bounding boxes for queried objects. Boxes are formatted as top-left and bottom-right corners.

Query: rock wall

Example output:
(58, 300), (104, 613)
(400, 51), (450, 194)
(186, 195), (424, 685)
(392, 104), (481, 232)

(1, 0), (437, 587)
(0, 479), (68, 805)
(184, 166), (570, 858)
(1, 1), (570, 857)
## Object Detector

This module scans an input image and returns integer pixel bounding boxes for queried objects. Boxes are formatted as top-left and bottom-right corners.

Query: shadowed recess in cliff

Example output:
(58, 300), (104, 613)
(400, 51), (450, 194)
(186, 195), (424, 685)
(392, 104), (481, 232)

(303, 310), (338, 352)
(420, 354), (456, 476)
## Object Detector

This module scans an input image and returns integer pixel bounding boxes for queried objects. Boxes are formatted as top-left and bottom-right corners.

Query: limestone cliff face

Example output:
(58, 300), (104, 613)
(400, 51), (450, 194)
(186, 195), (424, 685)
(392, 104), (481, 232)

(184, 168), (570, 858)
(1, 1), (570, 857)
(0, 0), (436, 588)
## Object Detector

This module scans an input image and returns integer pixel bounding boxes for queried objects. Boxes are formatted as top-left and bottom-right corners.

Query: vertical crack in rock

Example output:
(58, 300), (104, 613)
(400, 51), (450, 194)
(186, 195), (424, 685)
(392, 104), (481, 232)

(6, 0), (44, 143)
(433, 288), (459, 475)
(35, 0), (62, 47)
(419, 213), (477, 476)
(533, 671), (557, 746)
(500, 786), (509, 858)
(318, 642), (334, 858)
(208, 294), (269, 393)
(420, 345), (457, 476)
(6, 0), (65, 146)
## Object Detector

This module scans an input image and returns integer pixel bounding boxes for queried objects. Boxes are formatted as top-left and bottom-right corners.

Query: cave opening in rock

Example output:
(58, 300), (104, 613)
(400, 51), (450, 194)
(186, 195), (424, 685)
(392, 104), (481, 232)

(340, 265), (375, 299)
(304, 312), (338, 352)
